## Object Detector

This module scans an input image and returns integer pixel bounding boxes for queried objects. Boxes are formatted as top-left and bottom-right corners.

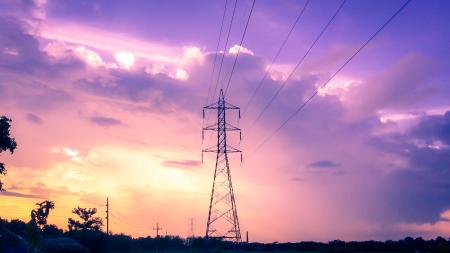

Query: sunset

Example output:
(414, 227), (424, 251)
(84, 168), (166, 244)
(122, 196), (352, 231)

(0, 0), (449, 252)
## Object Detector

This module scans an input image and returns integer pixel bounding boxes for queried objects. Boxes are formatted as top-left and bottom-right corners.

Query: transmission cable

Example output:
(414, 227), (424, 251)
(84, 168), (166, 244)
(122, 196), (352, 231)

(246, 0), (412, 161)
(203, 0), (229, 147)
(210, 0), (238, 103)
(223, 0), (256, 96)
(205, 0), (229, 105)
(241, 0), (311, 115)
(247, 0), (346, 132)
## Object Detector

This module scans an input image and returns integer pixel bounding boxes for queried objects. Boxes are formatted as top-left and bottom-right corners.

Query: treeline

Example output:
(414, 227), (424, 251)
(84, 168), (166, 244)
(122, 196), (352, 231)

(242, 237), (450, 253)
(2, 217), (450, 253)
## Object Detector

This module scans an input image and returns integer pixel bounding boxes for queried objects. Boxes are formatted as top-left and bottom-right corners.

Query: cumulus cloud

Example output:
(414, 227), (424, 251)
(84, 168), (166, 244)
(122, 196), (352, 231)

(114, 51), (135, 69)
(229, 45), (254, 56)
(369, 111), (450, 224)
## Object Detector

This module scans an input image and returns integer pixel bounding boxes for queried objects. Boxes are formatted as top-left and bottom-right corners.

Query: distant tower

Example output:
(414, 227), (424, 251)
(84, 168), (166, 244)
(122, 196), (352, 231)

(202, 89), (242, 243)
(189, 217), (195, 238)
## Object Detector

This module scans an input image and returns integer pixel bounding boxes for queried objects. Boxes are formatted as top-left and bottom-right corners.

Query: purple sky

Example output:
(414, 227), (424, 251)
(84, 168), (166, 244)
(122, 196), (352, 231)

(0, 0), (449, 242)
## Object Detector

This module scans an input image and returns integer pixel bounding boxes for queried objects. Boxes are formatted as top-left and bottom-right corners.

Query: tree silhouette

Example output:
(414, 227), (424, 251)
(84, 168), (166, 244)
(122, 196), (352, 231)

(68, 207), (103, 231)
(31, 200), (55, 229)
(0, 116), (17, 191)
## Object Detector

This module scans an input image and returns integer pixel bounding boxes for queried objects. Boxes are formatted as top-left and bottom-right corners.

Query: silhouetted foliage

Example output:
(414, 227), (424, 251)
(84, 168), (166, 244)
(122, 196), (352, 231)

(42, 224), (64, 238)
(37, 237), (89, 253)
(68, 207), (103, 231)
(0, 116), (17, 191)
(26, 210), (42, 248)
(1, 218), (27, 237)
(0, 225), (28, 253)
(1, 218), (450, 252)
(32, 200), (55, 229)
(66, 229), (107, 253)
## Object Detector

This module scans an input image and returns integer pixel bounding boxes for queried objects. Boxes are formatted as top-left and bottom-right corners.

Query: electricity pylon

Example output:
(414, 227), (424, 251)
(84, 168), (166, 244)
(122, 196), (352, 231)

(202, 89), (242, 243)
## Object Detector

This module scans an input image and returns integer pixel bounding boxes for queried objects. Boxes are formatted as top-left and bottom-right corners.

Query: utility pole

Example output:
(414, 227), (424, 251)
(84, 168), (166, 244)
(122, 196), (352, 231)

(153, 222), (163, 253)
(153, 222), (162, 238)
(246, 231), (249, 243)
(202, 89), (242, 244)
(189, 217), (195, 238)
(106, 197), (109, 236)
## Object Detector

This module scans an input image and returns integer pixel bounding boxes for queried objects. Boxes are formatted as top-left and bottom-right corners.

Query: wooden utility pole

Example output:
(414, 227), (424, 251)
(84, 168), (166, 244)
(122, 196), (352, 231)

(153, 222), (163, 253)
(153, 222), (162, 238)
(189, 217), (195, 238)
(106, 197), (109, 236)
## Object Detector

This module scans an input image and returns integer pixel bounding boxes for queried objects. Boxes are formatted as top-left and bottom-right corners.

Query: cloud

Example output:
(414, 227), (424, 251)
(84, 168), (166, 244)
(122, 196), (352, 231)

(291, 177), (306, 182)
(229, 45), (254, 56)
(306, 160), (341, 169)
(51, 147), (83, 162)
(114, 51), (135, 69)
(89, 116), (125, 127)
(344, 54), (450, 119)
(410, 111), (450, 146)
(163, 159), (201, 169)
(0, 190), (43, 199)
(25, 113), (43, 124)
(370, 111), (450, 224)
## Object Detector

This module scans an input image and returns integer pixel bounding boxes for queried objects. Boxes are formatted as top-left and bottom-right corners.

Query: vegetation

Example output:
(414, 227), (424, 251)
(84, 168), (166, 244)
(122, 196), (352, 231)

(0, 116), (17, 191)
(32, 200), (55, 229)
(1, 215), (450, 253)
(68, 207), (103, 231)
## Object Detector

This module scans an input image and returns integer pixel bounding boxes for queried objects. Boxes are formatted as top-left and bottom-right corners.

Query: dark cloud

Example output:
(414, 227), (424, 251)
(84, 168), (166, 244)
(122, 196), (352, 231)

(89, 116), (125, 127)
(162, 159), (201, 169)
(371, 111), (450, 224)
(26, 112), (43, 124)
(0, 17), (46, 72)
(0, 190), (43, 199)
(307, 160), (341, 168)
(410, 111), (450, 145)
(0, 17), (78, 111)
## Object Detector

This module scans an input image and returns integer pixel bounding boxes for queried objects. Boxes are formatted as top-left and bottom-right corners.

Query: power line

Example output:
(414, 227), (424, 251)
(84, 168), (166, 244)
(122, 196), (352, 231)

(241, 0), (311, 115)
(223, 0), (256, 96)
(205, 0), (229, 106)
(203, 0), (229, 147)
(210, 0), (238, 103)
(246, 0), (346, 132)
(204, 0), (238, 148)
(246, 0), (412, 161)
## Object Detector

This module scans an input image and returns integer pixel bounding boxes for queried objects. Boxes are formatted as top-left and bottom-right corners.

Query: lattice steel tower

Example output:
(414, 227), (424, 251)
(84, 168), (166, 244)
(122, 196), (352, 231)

(202, 89), (242, 243)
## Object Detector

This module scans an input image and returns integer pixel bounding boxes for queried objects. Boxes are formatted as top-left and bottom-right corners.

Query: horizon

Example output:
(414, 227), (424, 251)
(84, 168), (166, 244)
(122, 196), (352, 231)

(0, 0), (449, 244)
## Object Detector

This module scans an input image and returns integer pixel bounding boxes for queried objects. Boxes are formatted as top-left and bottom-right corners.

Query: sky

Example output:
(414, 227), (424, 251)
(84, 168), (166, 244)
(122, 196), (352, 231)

(0, 0), (449, 243)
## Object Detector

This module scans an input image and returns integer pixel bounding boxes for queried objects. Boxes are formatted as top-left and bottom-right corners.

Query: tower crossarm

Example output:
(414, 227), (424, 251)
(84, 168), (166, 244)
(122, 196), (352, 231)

(203, 123), (240, 131)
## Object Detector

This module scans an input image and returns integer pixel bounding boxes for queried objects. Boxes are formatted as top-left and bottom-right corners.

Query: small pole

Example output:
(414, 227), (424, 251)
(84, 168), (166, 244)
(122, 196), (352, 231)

(153, 222), (163, 253)
(106, 197), (109, 236)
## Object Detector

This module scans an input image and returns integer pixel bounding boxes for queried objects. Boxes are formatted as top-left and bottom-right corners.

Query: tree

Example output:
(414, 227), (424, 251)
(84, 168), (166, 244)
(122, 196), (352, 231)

(27, 208), (42, 248)
(68, 207), (103, 231)
(0, 116), (17, 191)
(32, 200), (55, 229)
